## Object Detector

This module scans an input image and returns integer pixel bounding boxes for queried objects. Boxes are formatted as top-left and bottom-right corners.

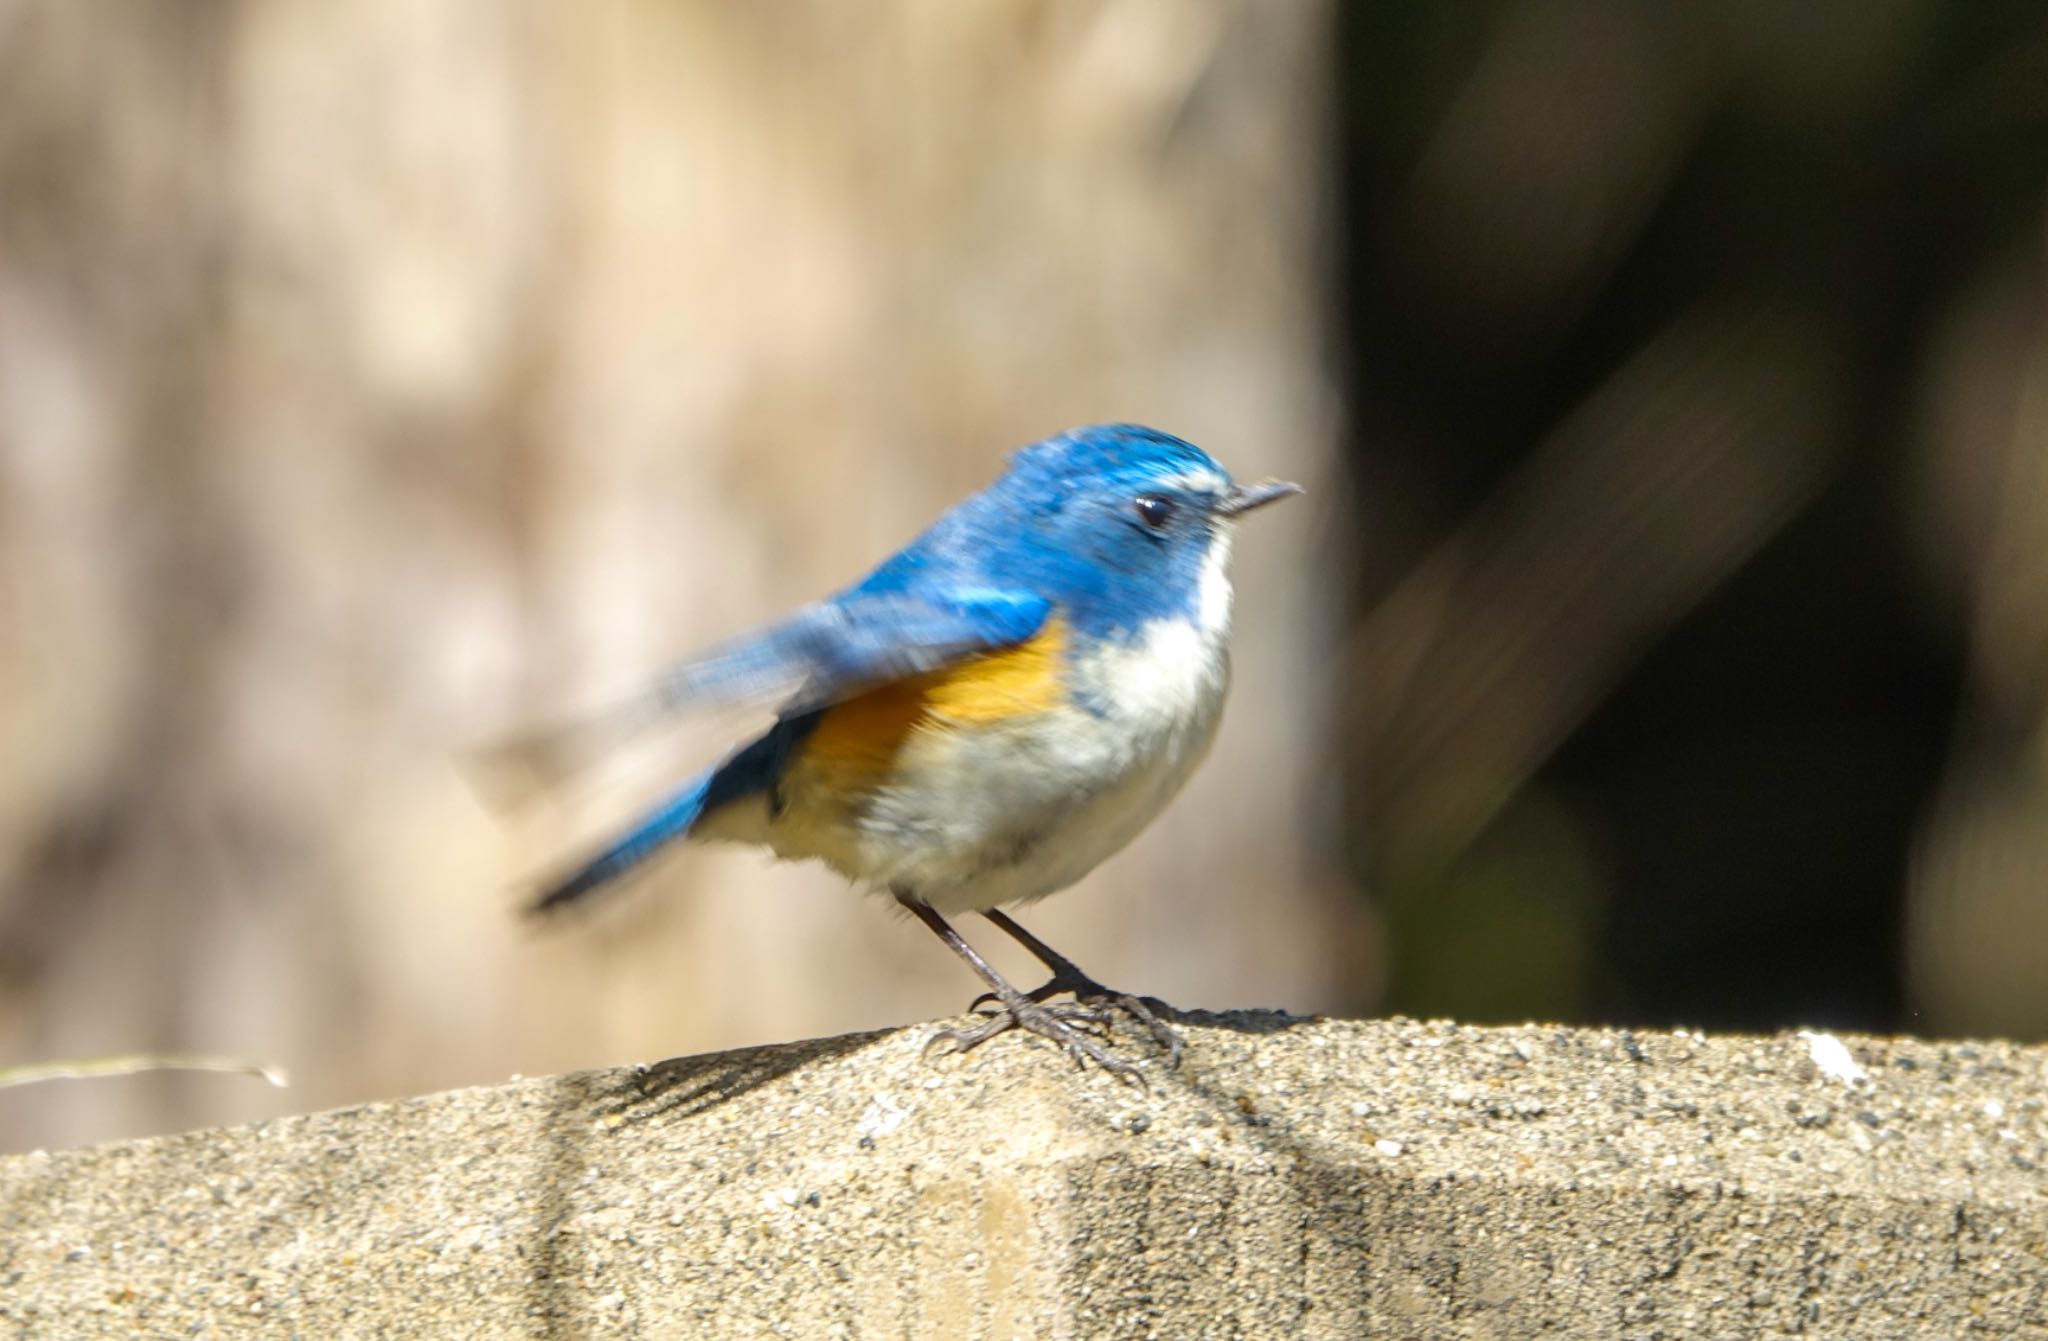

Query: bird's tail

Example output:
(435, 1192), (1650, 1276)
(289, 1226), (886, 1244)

(527, 770), (714, 915)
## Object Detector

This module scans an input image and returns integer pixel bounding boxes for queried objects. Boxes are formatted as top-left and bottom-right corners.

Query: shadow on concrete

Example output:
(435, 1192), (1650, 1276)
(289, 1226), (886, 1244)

(1168, 1006), (1322, 1036)
(524, 1027), (896, 1338)
(600, 1028), (894, 1124)
(518, 1011), (1318, 1336)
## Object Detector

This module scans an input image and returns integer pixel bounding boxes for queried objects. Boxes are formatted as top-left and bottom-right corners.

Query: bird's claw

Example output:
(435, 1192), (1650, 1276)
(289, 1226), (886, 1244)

(947, 977), (1183, 1076)
(929, 995), (1148, 1087)
(1004, 974), (1186, 1069)
(1101, 991), (1184, 1069)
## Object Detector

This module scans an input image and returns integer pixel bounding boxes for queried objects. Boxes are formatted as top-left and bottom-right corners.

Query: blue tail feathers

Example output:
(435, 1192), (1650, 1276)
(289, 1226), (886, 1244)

(527, 770), (715, 914)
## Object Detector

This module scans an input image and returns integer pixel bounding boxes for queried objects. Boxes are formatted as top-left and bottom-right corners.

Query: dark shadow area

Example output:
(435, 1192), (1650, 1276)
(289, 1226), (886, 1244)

(1169, 1007), (1323, 1037)
(596, 1028), (891, 1125)
(1331, 1), (2048, 1037)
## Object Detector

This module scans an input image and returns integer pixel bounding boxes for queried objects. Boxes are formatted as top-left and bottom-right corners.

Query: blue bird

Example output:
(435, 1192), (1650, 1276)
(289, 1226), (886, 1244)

(523, 423), (1299, 1079)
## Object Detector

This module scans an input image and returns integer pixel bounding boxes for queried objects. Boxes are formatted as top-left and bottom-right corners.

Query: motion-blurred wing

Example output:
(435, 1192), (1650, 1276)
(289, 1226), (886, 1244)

(657, 587), (1051, 715)
(474, 588), (1051, 803)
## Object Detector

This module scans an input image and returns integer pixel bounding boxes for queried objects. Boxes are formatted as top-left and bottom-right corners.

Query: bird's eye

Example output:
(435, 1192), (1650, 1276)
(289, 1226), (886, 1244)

(1133, 494), (1176, 531)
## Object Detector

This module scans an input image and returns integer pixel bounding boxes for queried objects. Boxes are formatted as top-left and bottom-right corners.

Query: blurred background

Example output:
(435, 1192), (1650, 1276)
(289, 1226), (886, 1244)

(0, 0), (2043, 1152)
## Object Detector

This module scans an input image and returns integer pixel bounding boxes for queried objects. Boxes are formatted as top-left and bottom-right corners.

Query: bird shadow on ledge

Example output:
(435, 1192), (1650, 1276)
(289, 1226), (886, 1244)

(555, 1003), (1324, 1144)
(1169, 1006), (1321, 1036)
(577, 1005), (1318, 1127)
(586, 1027), (895, 1126)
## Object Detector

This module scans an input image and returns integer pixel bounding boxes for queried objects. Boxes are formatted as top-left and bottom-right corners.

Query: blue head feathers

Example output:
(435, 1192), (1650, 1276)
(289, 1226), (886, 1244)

(855, 424), (1264, 639)
(1001, 424), (1231, 502)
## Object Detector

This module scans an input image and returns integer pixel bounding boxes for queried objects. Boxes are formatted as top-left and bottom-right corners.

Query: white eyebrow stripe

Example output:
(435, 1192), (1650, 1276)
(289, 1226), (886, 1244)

(1149, 469), (1228, 494)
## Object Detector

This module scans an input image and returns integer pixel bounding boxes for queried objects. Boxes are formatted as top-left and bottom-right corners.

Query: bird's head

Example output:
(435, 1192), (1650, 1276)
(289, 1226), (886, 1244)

(982, 424), (1299, 639)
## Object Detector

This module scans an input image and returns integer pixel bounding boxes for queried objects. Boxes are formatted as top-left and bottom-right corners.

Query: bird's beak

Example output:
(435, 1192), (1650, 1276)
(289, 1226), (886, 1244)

(1214, 478), (1302, 518)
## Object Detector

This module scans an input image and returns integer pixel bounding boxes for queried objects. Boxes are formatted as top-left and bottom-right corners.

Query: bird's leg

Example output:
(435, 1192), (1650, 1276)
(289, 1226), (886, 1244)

(979, 909), (1184, 1068)
(894, 890), (1145, 1085)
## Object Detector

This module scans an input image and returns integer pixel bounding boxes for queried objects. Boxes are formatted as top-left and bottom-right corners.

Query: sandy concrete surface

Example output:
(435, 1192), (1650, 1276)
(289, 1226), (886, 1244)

(3, 1013), (2045, 1337)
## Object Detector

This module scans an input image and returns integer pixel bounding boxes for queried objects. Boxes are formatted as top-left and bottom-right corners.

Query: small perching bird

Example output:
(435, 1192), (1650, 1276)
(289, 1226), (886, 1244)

(519, 424), (1299, 1080)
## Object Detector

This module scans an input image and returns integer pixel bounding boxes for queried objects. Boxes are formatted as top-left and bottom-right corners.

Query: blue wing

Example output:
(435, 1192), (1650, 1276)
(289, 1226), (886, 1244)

(522, 586), (1050, 913)
(649, 587), (1050, 717)
(481, 587), (1048, 803)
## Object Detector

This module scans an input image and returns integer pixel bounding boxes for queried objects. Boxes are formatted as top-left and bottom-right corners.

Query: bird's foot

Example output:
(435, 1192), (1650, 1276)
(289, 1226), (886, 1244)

(929, 988), (1148, 1086)
(969, 970), (1184, 1070)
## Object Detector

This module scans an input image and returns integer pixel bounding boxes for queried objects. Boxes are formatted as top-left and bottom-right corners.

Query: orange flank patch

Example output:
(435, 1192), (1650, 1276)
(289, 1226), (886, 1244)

(801, 616), (1068, 775)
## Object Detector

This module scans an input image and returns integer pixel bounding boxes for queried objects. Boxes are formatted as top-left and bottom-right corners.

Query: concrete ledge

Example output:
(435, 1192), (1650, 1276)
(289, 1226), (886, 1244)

(3, 1014), (2045, 1337)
